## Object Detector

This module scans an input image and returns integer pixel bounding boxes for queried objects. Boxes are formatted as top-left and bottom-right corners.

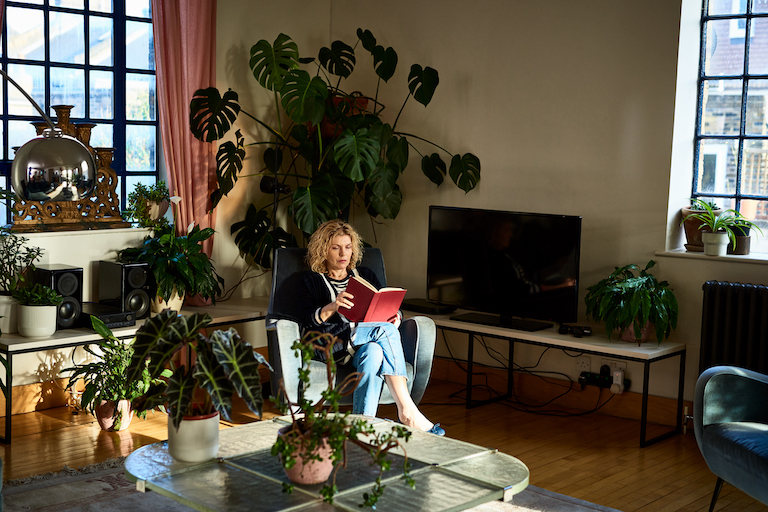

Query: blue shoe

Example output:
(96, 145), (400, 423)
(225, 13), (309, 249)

(427, 423), (445, 436)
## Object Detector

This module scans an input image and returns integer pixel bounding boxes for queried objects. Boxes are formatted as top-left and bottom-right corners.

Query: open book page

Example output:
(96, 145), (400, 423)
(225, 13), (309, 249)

(339, 275), (406, 323)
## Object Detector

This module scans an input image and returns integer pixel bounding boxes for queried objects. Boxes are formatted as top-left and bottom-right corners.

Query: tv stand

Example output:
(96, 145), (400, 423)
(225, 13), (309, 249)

(449, 312), (553, 332)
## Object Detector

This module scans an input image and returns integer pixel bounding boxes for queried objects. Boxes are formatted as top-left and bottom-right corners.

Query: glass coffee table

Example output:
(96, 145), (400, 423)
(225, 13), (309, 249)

(124, 416), (529, 512)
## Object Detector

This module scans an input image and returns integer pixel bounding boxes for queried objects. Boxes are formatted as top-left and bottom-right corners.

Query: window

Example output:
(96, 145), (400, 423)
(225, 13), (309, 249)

(0, 0), (158, 223)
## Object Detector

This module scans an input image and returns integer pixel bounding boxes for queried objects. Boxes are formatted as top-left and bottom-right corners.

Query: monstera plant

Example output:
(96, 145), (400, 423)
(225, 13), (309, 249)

(189, 28), (481, 267)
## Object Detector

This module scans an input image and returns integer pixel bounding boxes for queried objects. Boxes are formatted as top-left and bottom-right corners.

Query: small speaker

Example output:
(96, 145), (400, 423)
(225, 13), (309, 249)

(29, 264), (83, 329)
(98, 260), (155, 319)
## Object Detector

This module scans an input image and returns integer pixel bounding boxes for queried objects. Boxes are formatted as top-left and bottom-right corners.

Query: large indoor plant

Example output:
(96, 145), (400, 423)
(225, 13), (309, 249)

(0, 227), (43, 334)
(125, 310), (269, 462)
(682, 199), (763, 256)
(584, 260), (678, 345)
(11, 283), (62, 338)
(118, 197), (223, 310)
(62, 316), (171, 431)
(272, 331), (414, 508)
(189, 28), (481, 267)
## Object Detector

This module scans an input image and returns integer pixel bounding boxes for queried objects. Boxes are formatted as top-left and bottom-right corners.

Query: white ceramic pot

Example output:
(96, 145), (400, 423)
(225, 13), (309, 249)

(702, 232), (729, 256)
(0, 294), (18, 334)
(17, 304), (57, 337)
(151, 288), (185, 314)
(167, 411), (220, 462)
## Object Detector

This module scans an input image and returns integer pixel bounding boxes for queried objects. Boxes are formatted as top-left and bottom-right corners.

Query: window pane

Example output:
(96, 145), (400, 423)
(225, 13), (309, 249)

(91, 0), (112, 13)
(8, 64), (45, 116)
(51, 12), (85, 64)
(91, 123), (113, 149)
(9, 121), (38, 157)
(701, 79), (743, 135)
(7, 7), (44, 61)
(748, 18), (768, 73)
(697, 139), (739, 194)
(741, 139), (768, 193)
(90, 16), (113, 66)
(126, 73), (156, 121)
(704, 20), (746, 76)
(126, 1), (151, 18)
(52, 0), (84, 8)
(90, 70), (114, 119)
(746, 80), (768, 135)
(126, 20), (155, 70)
(752, 0), (768, 13)
(50, 67), (85, 115)
(126, 125), (156, 172)
(710, 0), (747, 15)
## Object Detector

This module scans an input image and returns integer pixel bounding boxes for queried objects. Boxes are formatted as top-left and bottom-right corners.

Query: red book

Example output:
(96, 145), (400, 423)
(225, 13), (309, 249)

(339, 275), (407, 323)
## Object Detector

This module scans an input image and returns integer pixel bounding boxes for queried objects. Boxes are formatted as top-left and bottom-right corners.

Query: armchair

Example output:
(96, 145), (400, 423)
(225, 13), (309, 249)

(265, 247), (437, 408)
(694, 366), (768, 511)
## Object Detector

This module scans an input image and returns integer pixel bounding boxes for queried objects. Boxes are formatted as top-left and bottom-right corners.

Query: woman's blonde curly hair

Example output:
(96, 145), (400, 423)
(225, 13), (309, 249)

(306, 219), (364, 274)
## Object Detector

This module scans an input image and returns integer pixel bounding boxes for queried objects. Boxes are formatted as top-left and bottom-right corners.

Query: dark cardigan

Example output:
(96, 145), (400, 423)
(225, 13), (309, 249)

(295, 267), (382, 362)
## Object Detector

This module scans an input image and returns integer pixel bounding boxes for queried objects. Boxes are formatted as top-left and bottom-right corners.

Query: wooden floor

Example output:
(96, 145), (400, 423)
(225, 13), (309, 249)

(1, 380), (765, 512)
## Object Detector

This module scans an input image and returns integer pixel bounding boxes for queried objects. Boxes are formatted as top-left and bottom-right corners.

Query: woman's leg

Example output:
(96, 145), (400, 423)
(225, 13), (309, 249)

(353, 323), (435, 431)
(351, 343), (385, 417)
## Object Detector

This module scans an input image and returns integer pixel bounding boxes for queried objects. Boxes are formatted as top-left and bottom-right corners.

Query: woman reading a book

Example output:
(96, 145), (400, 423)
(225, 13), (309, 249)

(296, 219), (444, 436)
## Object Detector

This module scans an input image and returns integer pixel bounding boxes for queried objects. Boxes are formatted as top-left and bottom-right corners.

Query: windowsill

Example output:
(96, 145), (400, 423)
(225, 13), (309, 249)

(656, 248), (768, 265)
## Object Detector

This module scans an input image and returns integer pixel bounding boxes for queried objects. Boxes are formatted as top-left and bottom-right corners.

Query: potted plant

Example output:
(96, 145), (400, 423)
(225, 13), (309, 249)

(681, 199), (722, 252)
(584, 260), (678, 345)
(125, 310), (270, 462)
(11, 283), (62, 338)
(125, 181), (171, 230)
(0, 227), (43, 334)
(118, 197), (223, 311)
(682, 199), (763, 256)
(61, 316), (171, 431)
(189, 29), (481, 268)
(272, 331), (414, 508)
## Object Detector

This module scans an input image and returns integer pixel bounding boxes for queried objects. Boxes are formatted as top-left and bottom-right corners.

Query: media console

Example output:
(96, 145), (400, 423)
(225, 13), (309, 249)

(430, 312), (686, 448)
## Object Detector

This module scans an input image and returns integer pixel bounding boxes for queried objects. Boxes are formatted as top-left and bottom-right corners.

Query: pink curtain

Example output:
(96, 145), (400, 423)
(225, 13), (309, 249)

(151, 0), (217, 246)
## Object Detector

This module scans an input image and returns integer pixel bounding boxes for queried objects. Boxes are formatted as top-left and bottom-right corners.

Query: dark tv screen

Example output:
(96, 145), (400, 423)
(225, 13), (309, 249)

(427, 206), (582, 329)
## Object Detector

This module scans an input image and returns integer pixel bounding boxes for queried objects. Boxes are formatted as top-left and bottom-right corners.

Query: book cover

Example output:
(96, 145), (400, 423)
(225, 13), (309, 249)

(339, 275), (406, 323)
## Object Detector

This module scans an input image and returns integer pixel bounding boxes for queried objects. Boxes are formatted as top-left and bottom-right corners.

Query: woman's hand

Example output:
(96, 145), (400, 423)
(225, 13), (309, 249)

(320, 291), (354, 322)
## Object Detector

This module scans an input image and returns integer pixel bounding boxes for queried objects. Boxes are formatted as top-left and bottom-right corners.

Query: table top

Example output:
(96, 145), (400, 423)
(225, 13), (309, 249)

(431, 311), (686, 361)
(125, 416), (530, 512)
(0, 297), (270, 353)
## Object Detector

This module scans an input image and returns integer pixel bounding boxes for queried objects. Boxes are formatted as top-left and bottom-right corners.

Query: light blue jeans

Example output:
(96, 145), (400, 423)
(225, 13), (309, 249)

(350, 322), (408, 417)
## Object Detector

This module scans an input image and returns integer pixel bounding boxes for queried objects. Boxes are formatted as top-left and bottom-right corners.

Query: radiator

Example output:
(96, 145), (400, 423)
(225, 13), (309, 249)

(700, 280), (768, 374)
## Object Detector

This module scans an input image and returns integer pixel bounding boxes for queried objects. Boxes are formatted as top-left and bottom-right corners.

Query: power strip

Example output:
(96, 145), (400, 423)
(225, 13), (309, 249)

(578, 371), (631, 391)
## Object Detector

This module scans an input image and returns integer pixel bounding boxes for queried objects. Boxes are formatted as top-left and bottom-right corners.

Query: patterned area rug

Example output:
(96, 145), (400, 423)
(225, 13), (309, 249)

(2, 458), (622, 511)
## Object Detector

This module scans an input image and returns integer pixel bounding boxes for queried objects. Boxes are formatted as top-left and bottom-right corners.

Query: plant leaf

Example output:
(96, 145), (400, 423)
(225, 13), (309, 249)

(318, 40), (356, 78)
(372, 46), (398, 82)
(211, 130), (245, 209)
(421, 153), (446, 186)
(167, 366), (196, 431)
(291, 175), (341, 234)
(385, 136), (409, 172)
(333, 128), (381, 182)
(249, 34), (300, 91)
(408, 65), (439, 107)
(448, 153), (481, 192)
(366, 182), (402, 219)
(189, 88), (241, 143)
(194, 334), (235, 421)
(281, 70), (329, 125)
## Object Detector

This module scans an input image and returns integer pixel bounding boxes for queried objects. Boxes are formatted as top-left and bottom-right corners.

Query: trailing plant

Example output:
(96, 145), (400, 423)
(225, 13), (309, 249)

(682, 198), (763, 249)
(12, 282), (62, 306)
(584, 260), (678, 345)
(271, 331), (414, 508)
(125, 181), (171, 229)
(125, 310), (270, 430)
(0, 227), (43, 294)
(62, 316), (171, 430)
(189, 28), (481, 267)
(118, 197), (224, 302)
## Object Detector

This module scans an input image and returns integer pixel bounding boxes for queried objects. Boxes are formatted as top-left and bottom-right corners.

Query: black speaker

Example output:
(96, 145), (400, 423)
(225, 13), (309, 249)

(29, 264), (83, 329)
(98, 260), (155, 319)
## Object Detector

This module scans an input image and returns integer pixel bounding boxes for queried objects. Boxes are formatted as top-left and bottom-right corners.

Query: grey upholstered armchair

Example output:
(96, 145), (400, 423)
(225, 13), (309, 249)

(694, 365), (768, 511)
(265, 247), (437, 408)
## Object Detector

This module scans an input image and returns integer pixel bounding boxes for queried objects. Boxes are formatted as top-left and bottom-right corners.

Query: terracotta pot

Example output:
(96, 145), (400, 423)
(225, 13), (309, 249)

(95, 399), (134, 431)
(17, 304), (57, 337)
(620, 321), (653, 344)
(681, 206), (722, 252)
(278, 425), (334, 485)
(167, 411), (220, 462)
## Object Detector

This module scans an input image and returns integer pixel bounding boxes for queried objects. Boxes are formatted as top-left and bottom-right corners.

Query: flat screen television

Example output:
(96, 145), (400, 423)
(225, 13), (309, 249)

(427, 206), (582, 331)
